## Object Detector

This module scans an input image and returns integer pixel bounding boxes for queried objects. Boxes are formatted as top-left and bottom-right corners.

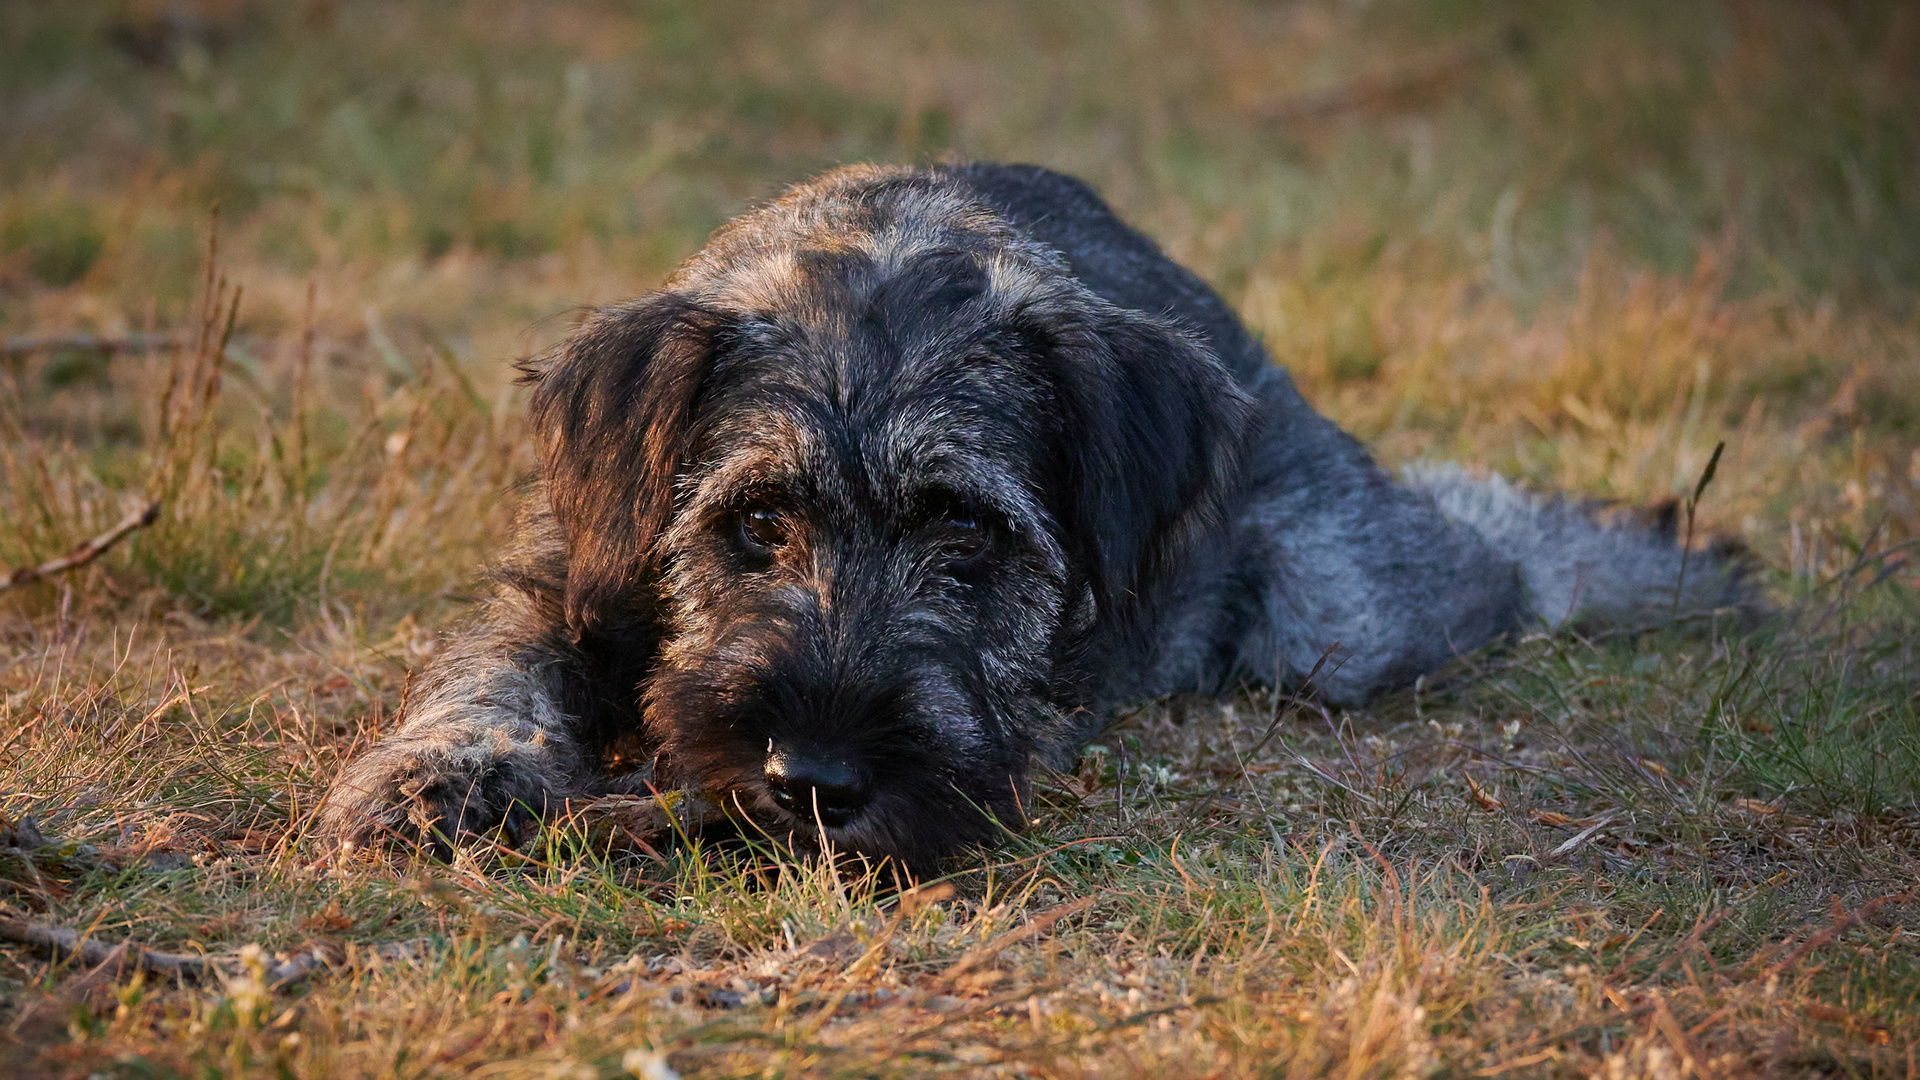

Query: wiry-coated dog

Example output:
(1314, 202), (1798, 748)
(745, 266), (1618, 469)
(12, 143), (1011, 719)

(321, 163), (1750, 867)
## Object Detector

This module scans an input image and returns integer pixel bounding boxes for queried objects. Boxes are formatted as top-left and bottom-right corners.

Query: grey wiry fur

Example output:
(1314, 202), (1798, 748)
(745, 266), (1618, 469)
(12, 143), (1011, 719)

(320, 162), (1754, 866)
(1400, 462), (1751, 631)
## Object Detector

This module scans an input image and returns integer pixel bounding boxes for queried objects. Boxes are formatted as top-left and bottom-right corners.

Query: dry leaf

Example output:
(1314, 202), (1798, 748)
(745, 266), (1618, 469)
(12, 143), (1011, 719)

(1805, 1002), (1892, 1044)
(301, 900), (353, 934)
(1549, 817), (1614, 857)
(897, 882), (956, 917)
(233, 828), (280, 854)
(1464, 773), (1504, 811)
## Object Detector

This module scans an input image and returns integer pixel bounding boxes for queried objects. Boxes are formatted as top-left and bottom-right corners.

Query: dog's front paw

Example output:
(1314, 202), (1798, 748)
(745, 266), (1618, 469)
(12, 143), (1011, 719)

(319, 735), (560, 859)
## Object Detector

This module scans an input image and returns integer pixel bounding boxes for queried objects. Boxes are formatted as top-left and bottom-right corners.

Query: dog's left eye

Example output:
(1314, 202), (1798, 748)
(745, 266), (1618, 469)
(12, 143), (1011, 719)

(939, 513), (990, 565)
(736, 508), (788, 554)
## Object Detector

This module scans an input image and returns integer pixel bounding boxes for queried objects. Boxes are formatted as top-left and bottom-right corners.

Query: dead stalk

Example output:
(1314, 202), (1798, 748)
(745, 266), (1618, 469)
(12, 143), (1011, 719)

(0, 499), (162, 592)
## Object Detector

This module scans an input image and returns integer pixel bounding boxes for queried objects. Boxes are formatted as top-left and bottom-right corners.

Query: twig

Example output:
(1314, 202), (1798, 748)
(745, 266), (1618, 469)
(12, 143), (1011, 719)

(1669, 440), (1725, 623)
(1, 499), (162, 592)
(1243, 641), (1344, 761)
(292, 281), (316, 515)
(1650, 993), (1706, 1078)
(259, 938), (429, 988)
(1, 332), (186, 356)
(935, 895), (1097, 989)
(1295, 756), (1382, 807)
(843, 883), (956, 980)
(0, 914), (212, 977)
(1760, 892), (1912, 982)
(0, 913), (427, 988)
(1651, 907), (1729, 976)
(1254, 38), (1492, 124)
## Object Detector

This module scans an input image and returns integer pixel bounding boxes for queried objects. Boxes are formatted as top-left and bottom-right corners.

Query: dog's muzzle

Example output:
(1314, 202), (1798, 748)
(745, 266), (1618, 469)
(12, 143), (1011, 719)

(764, 746), (871, 827)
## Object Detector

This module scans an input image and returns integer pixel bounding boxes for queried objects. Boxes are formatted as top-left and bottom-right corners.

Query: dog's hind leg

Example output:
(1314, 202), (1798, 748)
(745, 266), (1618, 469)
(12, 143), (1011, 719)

(1168, 372), (1755, 706)
(1151, 368), (1530, 706)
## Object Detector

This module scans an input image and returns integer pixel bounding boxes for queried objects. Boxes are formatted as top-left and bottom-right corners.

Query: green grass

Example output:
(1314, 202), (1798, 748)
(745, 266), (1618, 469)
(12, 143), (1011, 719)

(3, 1), (1920, 1077)
(6, 606), (1917, 1076)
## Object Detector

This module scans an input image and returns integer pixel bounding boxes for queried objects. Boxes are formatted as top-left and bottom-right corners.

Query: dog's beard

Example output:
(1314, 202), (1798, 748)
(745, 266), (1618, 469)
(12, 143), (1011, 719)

(642, 654), (1035, 868)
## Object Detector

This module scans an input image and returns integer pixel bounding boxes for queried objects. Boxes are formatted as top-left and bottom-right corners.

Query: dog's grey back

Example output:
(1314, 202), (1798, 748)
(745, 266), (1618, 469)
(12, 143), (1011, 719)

(943, 163), (1748, 708)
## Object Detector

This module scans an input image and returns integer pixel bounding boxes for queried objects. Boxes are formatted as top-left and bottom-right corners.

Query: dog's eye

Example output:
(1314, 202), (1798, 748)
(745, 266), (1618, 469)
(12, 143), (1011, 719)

(939, 513), (990, 565)
(736, 508), (788, 554)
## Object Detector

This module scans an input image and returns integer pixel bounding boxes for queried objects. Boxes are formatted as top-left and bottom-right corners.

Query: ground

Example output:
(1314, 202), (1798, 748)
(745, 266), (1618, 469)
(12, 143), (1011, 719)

(2, 2), (1918, 1077)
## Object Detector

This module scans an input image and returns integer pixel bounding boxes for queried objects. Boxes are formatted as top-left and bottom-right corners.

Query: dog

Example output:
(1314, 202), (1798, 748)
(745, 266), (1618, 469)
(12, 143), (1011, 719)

(320, 163), (1751, 867)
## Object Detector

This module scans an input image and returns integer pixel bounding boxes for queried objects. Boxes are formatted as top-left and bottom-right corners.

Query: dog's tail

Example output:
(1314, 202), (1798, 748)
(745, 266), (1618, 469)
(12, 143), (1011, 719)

(1400, 462), (1758, 631)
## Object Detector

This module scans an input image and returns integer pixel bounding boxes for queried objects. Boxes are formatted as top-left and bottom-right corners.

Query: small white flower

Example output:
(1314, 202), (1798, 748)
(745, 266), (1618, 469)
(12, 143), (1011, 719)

(1136, 762), (1181, 787)
(623, 1048), (680, 1080)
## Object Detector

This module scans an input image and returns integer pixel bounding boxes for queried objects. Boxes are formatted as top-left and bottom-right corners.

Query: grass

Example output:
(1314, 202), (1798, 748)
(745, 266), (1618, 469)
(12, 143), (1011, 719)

(3, 1), (1919, 1076)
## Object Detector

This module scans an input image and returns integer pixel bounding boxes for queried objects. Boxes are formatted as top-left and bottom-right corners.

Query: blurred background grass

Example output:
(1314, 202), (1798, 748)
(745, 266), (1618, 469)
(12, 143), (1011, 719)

(1, 0), (1916, 621)
(7, 1), (1919, 304)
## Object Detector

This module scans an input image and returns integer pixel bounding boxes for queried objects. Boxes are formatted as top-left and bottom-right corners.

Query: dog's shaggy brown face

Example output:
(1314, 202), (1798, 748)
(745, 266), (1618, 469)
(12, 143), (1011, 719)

(524, 170), (1250, 865)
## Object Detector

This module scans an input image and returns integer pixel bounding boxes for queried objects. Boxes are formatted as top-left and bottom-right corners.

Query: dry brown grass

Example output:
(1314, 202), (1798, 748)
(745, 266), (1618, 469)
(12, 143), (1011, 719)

(4, 2), (1919, 1077)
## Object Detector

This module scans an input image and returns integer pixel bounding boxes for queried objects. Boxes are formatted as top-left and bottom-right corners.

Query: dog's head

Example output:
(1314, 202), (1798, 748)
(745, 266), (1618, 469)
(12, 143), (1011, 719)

(527, 168), (1252, 866)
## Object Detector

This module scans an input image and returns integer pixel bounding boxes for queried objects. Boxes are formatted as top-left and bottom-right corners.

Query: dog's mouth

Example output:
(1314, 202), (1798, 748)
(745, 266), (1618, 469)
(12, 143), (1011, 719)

(708, 785), (877, 859)
(646, 744), (886, 849)
(662, 765), (1022, 869)
(769, 796), (862, 830)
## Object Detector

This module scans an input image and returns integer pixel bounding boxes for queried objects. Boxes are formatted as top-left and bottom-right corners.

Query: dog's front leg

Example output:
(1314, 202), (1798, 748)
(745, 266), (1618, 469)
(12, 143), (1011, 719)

(319, 630), (597, 859)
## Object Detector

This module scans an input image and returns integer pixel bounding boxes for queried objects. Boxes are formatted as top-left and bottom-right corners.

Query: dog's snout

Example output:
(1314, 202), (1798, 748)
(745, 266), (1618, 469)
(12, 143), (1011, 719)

(764, 748), (870, 827)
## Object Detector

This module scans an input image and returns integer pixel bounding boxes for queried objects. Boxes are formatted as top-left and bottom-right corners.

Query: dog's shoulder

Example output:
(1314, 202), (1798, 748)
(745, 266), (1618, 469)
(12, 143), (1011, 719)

(933, 164), (1270, 384)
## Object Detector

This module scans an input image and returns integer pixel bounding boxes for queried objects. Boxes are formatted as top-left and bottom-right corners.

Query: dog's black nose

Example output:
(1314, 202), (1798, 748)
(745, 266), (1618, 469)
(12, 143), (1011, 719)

(764, 749), (870, 827)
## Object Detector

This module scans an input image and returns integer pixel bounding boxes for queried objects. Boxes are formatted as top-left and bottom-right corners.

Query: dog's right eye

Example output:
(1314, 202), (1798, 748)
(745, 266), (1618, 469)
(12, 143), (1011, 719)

(736, 508), (788, 554)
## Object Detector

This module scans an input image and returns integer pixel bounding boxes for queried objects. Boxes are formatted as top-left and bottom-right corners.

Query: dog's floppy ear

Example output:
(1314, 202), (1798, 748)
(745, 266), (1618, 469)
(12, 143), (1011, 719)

(1029, 298), (1255, 623)
(523, 293), (722, 638)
